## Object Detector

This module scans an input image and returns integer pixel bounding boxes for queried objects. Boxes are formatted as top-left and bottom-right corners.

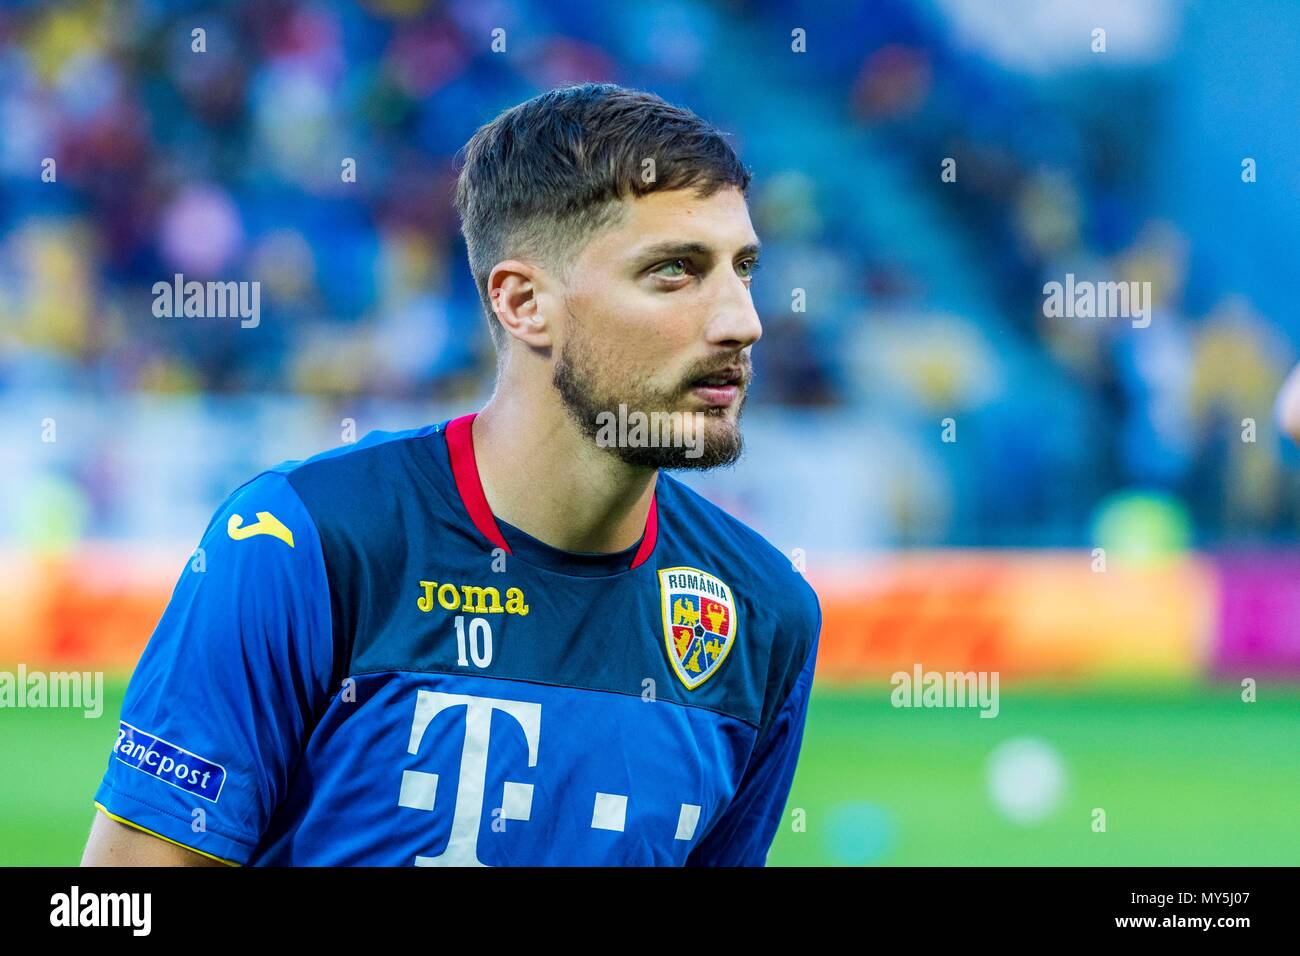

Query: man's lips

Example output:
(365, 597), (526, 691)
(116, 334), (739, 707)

(690, 383), (740, 407)
(686, 365), (747, 407)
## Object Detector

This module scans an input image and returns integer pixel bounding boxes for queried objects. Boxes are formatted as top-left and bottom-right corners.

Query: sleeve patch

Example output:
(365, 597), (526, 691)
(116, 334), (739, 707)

(112, 721), (227, 803)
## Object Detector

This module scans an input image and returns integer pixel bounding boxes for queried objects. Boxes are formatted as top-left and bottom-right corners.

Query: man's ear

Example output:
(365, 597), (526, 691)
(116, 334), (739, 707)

(487, 260), (551, 348)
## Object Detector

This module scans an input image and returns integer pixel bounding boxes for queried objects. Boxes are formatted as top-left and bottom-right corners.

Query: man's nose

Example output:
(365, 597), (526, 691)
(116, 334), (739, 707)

(705, 276), (763, 349)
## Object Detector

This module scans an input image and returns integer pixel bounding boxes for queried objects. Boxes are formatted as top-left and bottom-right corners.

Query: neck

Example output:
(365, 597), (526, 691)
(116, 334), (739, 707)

(471, 386), (657, 554)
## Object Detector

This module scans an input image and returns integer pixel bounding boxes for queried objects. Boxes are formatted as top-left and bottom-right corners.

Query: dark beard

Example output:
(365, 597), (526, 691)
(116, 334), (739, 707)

(551, 338), (746, 471)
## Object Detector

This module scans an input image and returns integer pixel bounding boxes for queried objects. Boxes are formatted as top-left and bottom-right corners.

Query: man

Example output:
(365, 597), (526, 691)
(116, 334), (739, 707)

(82, 83), (820, 866)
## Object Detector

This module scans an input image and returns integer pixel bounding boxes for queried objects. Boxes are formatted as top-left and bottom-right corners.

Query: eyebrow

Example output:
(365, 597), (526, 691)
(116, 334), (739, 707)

(632, 239), (762, 263)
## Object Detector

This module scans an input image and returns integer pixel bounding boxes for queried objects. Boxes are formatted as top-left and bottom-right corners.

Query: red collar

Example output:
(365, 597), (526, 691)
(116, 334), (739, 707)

(444, 413), (658, 570)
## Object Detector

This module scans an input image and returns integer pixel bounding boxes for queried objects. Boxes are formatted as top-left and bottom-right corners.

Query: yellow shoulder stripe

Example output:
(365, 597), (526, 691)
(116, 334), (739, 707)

(94, 801), (241, 867)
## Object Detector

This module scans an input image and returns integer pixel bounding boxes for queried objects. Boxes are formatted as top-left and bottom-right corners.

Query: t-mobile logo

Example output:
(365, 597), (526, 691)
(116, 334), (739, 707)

(398, 690), (541, 866)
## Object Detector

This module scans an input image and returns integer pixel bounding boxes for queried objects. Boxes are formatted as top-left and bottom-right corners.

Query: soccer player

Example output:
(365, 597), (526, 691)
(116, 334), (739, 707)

(81, 83), (821, 866)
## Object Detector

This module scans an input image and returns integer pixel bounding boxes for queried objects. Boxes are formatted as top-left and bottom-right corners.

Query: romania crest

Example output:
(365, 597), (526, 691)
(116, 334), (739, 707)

(659, 567), (738, 690)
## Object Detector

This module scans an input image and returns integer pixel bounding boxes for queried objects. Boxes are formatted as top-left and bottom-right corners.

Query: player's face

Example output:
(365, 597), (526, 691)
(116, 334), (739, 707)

(551, 186), (763, 470)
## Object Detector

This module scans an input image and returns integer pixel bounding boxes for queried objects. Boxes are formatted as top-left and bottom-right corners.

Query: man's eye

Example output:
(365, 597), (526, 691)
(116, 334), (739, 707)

(653, 259), (689, 278)
(736, 258), (759, 278)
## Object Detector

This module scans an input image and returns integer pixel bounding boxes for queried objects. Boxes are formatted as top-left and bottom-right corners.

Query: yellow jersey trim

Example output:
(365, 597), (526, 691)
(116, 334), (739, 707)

(94, 801), (241, 867)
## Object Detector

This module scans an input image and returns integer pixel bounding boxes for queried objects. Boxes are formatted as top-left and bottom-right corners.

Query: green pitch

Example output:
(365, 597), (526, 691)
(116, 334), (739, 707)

(768, 682), (1300, 865)
(2, 678), (1297, 865)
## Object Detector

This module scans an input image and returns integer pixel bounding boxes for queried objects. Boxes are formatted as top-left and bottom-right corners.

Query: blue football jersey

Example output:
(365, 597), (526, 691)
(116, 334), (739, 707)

(93, 414), (821, 865)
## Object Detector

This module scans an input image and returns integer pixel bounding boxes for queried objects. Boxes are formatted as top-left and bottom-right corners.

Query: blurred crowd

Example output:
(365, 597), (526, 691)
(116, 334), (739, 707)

(2, 0), (1298, 547)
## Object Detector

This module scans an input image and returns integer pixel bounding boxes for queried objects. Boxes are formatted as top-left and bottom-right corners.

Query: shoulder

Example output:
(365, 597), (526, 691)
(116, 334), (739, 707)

(658, 471), (820, 630)
(203, 424), (450, 682)
(204, 422), (449, 584)
(199, 469), (318, 569)
(204, 423), (443, 536)
(221, 423), (452, 555)
(656, 472), (821, 717)
(271, 423), (445, 512)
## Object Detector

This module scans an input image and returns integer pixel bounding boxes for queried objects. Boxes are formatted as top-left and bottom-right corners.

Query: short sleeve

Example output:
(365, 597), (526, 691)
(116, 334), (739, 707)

(92, 470), (334, 864)
(686, 603), (820, 867)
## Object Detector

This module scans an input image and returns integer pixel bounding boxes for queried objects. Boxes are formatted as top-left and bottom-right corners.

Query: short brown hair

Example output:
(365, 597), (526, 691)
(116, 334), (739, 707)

(454, 83), (751, 349)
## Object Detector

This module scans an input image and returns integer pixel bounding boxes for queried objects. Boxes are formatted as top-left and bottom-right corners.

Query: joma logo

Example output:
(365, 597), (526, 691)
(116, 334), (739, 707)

(418, 581), (530, 616)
